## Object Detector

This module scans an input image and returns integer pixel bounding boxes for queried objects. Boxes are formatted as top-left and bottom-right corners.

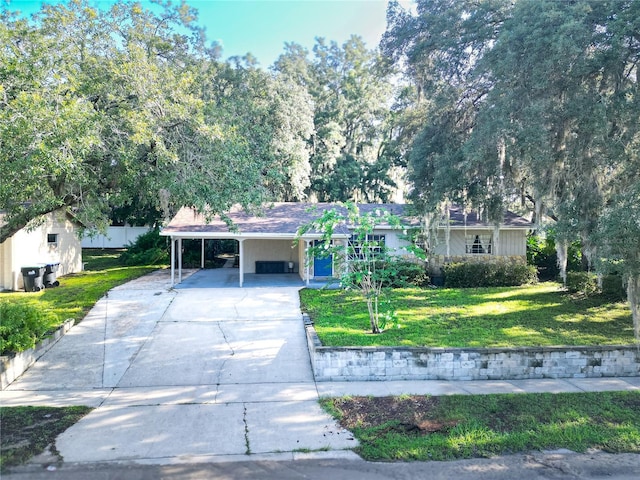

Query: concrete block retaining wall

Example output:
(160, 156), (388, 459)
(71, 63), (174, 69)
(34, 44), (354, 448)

(304, 317), (640, 382)
(1, 318), (74, 390)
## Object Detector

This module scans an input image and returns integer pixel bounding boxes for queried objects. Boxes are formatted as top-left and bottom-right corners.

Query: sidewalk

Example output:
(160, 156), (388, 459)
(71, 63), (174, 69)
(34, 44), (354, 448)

(2, 377), (639, 408)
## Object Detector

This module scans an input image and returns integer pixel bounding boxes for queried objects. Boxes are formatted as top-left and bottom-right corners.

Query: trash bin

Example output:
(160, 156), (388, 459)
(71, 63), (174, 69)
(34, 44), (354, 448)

(43, 262), (60, 288)
(21, 266), (45, 292)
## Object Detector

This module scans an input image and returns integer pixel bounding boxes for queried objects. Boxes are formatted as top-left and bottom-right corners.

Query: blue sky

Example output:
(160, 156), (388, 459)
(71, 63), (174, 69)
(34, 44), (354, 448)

(7, 0), (400, 67)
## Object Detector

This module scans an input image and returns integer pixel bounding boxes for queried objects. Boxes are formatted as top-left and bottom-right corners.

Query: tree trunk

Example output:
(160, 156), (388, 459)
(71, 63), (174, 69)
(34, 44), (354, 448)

(627, 274), (640, 344)
(366, 297), (380, 334)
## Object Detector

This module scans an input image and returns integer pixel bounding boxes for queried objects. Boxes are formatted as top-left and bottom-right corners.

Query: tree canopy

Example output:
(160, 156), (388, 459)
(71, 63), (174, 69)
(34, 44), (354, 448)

(0, 0), (314, 242)
(274, 36), (403, 203)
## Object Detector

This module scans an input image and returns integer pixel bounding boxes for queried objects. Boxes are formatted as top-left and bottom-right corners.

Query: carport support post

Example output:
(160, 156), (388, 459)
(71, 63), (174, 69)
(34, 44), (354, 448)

(170, 236), (175, 286)
(201, 239), (205, 269)
(238, 239), (245, 287)
(178, 237), (183, 283)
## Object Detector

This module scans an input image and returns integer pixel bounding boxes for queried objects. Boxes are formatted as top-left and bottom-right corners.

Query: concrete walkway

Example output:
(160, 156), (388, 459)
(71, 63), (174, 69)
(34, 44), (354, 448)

(1, 268), (639, 467)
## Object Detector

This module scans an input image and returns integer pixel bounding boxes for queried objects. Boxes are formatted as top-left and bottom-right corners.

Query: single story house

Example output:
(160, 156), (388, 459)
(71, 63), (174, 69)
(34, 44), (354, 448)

(161, 202), (532, 287)
(0, 210), (83, 291)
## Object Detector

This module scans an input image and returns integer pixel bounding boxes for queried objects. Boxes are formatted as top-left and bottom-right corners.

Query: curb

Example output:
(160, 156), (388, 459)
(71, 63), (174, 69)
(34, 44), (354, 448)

(1, 318), (75, 390)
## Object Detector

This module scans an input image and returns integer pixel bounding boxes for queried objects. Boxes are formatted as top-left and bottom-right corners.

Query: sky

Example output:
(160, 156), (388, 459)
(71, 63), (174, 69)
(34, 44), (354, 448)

(6, 0), (403, 67)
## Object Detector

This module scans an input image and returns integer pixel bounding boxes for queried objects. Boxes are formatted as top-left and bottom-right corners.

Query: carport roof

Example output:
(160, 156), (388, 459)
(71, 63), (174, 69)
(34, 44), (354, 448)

(160, 203), (415, 239)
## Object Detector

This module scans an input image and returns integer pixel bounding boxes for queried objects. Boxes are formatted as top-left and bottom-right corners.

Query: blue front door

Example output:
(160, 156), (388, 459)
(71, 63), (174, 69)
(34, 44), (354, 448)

(313, 241), (333, 277)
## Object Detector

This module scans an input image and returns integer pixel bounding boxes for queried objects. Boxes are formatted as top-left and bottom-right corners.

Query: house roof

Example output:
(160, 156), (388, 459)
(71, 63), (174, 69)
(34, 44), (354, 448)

(445, 205), (533, 229)
(161, 203), (421, 239)
(161, 202), (531, 239)
(163, 203), (337, 238)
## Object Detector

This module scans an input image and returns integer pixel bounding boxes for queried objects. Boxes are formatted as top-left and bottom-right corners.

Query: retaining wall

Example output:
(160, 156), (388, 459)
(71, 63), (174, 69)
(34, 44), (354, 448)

(304, 316), (640, 382)
(1, 319), (74, 390)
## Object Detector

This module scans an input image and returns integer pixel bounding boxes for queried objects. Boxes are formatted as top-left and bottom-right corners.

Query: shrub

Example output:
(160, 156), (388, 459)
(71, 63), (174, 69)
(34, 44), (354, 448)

(385, 260), (429, 288)
(565, 272), (598, 296)
(565, 273), (626, 300)
(443, 262), (538, 288)
(600, 274), (626, 301)
(0, 302), (58, 354)
(120, 228), (169, 266)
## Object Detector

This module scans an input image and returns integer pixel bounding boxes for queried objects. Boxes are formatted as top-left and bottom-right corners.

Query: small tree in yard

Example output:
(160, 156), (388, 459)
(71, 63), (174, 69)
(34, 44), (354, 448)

(297, 203), (423, 334)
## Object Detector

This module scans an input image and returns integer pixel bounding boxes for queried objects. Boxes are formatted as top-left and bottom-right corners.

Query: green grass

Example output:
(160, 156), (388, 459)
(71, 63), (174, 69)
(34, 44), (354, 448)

(0, 406), (93, 471)
(322, 391), (640, 462)
(300, 284), (635, 347)
(0, 249), (161, 354)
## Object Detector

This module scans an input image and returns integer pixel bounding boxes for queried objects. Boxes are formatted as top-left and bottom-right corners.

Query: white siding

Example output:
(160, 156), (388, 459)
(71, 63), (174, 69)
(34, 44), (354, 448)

(0, 212), (82, 291)
(432, 228), (527, 257)
(372, 228), (413, 256)
(0, 235), (11, 291)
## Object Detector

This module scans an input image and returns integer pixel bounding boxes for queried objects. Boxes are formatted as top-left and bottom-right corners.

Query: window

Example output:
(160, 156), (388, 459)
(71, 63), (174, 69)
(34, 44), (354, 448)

(47, 233), (58, 246)
(465, 234), (492, 254)
(349, 234), (386, 259)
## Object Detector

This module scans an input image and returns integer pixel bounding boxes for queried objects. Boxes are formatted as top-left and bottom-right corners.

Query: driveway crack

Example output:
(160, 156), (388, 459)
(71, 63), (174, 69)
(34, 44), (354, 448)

(214, 322), (235, 399)
(233, 290), (250, 320)
(243, 403), (251, 455)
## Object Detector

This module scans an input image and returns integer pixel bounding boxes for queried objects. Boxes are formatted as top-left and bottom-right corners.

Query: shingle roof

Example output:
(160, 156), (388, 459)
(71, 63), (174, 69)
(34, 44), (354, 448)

(446, 204), (533, 228)
(161, 202), (531, 237)
(163, 203), (347, 237)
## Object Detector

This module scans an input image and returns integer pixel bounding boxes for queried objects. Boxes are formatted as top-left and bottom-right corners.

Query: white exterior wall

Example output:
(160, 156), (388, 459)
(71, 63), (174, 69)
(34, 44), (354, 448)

(0, 212), (83, 291)
(82, 226), (151, 248)
(242, 239), (300, 274)
(0, 235), (10, 291)
(433, 228), (526, 257)
(376, 228), (413, 257)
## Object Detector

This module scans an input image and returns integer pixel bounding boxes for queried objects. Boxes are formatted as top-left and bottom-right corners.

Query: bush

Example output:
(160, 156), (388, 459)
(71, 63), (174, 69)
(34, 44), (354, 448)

(443, 262), (538, 288)
(0, 302), (58, 354)
(120, 228), (169, 266)
(565, 273), (626, 300)
(565, 272), (598, 296)
(385, 260), (429, 288)
(601, 274), (626, 301)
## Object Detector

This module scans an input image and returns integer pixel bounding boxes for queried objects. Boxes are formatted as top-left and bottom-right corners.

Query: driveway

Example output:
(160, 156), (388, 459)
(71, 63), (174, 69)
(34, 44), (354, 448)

(1, 268), (357, 464)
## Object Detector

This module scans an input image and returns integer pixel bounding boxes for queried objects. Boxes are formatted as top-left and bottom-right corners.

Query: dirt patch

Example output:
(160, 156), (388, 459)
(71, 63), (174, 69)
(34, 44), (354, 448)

(331, 396), (458, 435)
(0, 406), (92, 472)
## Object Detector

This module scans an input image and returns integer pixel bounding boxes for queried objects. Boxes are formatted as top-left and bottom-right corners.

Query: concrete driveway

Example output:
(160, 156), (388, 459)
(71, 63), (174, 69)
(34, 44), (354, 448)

(2, 268), (357, 464)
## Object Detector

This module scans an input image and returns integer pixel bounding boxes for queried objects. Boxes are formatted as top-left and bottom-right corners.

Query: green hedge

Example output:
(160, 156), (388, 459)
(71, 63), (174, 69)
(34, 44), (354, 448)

(0, 302), (58, 355)
(386, 260), (429, 288)
(443, 262), (538, 288)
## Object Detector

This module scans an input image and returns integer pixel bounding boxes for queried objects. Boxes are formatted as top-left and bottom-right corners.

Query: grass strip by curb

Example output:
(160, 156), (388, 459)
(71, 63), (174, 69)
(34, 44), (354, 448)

(321, 391), (640, 462)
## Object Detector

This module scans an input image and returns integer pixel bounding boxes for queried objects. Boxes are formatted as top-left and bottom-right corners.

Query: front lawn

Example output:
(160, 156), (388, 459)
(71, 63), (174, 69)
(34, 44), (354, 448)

(0, 249), (161, 355)
(300, 284), (635, 347)
(322, 391), (640, 461)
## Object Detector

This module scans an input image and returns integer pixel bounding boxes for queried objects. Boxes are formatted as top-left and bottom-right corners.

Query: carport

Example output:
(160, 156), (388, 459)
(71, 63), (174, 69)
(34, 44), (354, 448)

(160, 204), (350, 288)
